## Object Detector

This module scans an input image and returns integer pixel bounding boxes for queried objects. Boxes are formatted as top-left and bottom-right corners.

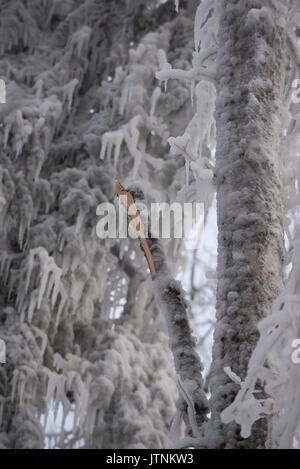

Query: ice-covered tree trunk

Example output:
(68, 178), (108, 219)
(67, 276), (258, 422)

(210, 0), (287, 449)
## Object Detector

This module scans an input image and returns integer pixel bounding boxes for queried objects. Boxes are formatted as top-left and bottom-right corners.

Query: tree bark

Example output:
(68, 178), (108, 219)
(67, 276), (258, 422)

(210, 0), (287, 448)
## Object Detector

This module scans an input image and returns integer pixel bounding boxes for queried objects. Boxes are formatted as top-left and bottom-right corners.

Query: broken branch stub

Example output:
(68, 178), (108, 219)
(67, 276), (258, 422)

(114, 180), (156, 276)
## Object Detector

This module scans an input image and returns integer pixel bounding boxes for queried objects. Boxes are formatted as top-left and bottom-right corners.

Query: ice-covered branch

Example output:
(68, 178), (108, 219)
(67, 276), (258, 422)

(149, 238), (209, 437)
(156, 64), (216, 87)
(114, 182), (209, 439)
(156, 0), (218, 91)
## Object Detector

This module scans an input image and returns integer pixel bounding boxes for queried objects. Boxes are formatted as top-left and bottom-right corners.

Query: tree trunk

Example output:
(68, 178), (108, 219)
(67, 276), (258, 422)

(210, 0), (287, 449)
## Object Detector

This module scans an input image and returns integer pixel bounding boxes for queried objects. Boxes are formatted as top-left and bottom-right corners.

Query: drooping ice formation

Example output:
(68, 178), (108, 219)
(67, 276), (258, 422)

(0, 0), (200, 449)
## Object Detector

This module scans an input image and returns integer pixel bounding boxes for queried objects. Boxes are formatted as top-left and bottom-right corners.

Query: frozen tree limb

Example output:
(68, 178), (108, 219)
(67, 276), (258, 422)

(115, 181), (209, 439)
(149, 238), (209, 438)
(156, 66), (217, 86)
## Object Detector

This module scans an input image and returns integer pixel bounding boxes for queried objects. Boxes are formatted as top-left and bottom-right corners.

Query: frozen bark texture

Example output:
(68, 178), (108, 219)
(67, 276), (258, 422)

(210, 0), (287, 448)
(149, 238), (209, 438)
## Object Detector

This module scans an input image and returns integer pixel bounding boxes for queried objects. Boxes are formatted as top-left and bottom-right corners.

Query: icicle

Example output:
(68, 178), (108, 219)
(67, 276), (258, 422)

(18, 373), (26, 406)
(34, 78), (43, 98)
(58, 232), (65, 253)
(0, 253), (19, 286)
(100, 132), (109, 160)
(190, 79), (195, 107)
(3, 123), (10, 149)
(11, 370), (19, 402)
(113, 130), (124, 168)
(64, 78), (79, 113)
(157, 49), (168, 69)
(16, 286), (26, 314)
(185, 159), (190, 186)
(19, 217), (26, 250)
(150, 87), (161, 124)
(38, 266), (50, 309)
(224, 367), (242, 386)
(28, 290), (38, 323)
(194, 4), (202, 52)
(45, 271), (55, 300)
(51, 273), (61, 307)
(34, 149), (45, 183)
(119, 80), (130, 116)
(55, 290), (68, 331)
(32, 325), (48, 356)
(101, 117), (141, 171)
(0, 253), (7, 283)
(70, 265), (89, 303)
(75, 209), (85, 234)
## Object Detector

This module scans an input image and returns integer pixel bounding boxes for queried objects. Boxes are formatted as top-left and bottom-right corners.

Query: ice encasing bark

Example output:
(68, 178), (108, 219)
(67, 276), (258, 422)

(150, 238), (209, 439)
(209, 0), (287, 448)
